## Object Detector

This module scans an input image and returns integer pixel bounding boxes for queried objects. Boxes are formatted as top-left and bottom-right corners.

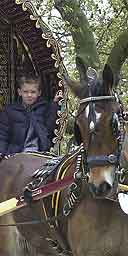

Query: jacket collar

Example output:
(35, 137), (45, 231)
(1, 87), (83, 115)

(14, 97), (48, 111)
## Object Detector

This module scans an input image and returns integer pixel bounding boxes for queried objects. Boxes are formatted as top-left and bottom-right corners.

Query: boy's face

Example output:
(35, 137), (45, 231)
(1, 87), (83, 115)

(18, 82), (41, 105)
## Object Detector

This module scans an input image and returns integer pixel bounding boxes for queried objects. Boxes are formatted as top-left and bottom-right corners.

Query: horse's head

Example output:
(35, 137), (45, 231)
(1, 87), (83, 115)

(66, 61), (125, 198)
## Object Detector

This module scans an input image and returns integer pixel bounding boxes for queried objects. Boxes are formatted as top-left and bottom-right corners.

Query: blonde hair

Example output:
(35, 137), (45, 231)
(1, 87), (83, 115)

(18, 73), (42, 91)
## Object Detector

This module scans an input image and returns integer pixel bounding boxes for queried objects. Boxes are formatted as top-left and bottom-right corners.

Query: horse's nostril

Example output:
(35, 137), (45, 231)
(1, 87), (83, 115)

(99, 181), (111, 194)
(89, 182), (111, 197)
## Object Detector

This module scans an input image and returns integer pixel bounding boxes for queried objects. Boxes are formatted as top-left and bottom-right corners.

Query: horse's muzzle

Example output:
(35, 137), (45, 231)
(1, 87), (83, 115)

(88, 181), (112, 198)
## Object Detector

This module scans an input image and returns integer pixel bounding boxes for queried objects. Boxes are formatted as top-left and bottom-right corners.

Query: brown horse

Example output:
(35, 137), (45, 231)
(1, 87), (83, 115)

(0, 63), (128, 256)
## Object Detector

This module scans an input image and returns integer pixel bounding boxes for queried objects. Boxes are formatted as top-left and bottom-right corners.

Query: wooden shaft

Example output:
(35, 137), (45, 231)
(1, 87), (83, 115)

(0, 198), (26, 217)
(118, 183), (128, 192)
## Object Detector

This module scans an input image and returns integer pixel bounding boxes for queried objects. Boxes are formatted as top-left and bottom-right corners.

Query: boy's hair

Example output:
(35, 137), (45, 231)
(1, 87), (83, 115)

(17, 73), (42, 91)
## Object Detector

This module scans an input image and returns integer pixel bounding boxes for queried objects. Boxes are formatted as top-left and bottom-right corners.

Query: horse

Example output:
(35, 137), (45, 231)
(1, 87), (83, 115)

(0, 62), (128, 256)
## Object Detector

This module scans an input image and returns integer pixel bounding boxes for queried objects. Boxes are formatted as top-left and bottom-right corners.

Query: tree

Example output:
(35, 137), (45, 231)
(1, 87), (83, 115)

(54, 0), (128, 81)
(34, 1), (128, 84)
(32, 0), (128, 146)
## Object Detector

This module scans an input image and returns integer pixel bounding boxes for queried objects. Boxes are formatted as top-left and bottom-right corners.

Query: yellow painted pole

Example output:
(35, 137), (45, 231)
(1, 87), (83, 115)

(0, 198), (26, 217)
(0, 183), (128, 217)
(118, 183), (128, 192)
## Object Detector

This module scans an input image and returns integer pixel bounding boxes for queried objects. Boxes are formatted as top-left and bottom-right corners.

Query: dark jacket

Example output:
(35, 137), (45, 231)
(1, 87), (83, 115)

(0, 97), (58, 154)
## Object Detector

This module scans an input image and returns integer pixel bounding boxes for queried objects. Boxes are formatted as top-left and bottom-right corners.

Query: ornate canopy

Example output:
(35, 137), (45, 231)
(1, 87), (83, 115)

(0, 0), (68, 151)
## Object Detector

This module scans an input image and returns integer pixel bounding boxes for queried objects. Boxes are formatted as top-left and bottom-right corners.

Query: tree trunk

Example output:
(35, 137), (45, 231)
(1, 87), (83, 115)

(54, 0), (100, 70)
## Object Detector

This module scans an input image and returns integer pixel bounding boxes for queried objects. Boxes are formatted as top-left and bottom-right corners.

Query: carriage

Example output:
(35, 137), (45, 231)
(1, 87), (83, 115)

(0, 0), (68, 154)
(0, 1), (128, 256)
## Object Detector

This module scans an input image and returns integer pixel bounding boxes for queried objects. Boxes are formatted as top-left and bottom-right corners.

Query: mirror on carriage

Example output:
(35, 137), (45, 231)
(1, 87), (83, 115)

(0, 0), (68, 155)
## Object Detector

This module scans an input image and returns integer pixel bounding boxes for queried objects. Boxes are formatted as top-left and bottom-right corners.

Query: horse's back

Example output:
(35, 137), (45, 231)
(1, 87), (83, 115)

(0, 153), (50, 197)
(0, 153), (58, 256)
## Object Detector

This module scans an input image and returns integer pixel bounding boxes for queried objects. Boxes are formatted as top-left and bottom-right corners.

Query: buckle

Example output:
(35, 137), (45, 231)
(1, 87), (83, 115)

(108, 154), (117, 164)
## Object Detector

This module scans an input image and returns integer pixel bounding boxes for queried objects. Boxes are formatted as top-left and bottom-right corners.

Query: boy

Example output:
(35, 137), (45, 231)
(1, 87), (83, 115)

(0, 73), (60, 155)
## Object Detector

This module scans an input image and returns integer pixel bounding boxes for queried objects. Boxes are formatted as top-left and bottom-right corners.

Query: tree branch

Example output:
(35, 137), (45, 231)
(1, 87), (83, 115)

(122, 0), (128, 11)
(96, 7), (124, 48)
(54, 0), (100, 69)
(107, 30), (128, 84)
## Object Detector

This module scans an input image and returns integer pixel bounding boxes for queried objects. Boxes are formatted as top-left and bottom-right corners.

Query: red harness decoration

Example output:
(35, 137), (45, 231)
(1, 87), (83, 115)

(0, 175), (74, 217)
(17, 175), (74, 206)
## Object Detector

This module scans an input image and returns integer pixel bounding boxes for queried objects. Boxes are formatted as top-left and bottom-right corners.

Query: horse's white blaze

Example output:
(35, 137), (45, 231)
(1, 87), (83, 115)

(85, 105), (102, 131)
(85, 104), (89, 118)
(103, 167), (114, 186)
(95, 110), (102, 122)
(90, 121), (95, 130)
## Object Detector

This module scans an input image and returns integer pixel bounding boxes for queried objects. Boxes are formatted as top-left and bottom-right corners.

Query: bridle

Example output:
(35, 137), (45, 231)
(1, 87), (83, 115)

(63, 73), (127, 216)
(75, 69), (126, 186)
(80, 94), (124, 162)
(79, 95), (115, 104)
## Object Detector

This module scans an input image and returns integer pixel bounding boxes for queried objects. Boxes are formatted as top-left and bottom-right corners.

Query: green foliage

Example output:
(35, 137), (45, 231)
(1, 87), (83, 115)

(32, 0), (128, 152)
(33, 1), (128, 80)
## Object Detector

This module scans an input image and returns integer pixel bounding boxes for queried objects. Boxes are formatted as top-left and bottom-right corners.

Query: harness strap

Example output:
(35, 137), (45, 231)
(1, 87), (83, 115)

(87, 154), (118, 168)
(22, 175), (75, 204)
(0, 175), (75, 217)
(80, 96), (115, 104)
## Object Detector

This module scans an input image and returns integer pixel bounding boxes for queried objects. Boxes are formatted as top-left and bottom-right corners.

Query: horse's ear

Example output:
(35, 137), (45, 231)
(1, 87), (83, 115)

(63, 74), (81, 98)
(103, 64), (114, 89)
(63, 70), (83, 98)
(76, 57), (88, 84)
